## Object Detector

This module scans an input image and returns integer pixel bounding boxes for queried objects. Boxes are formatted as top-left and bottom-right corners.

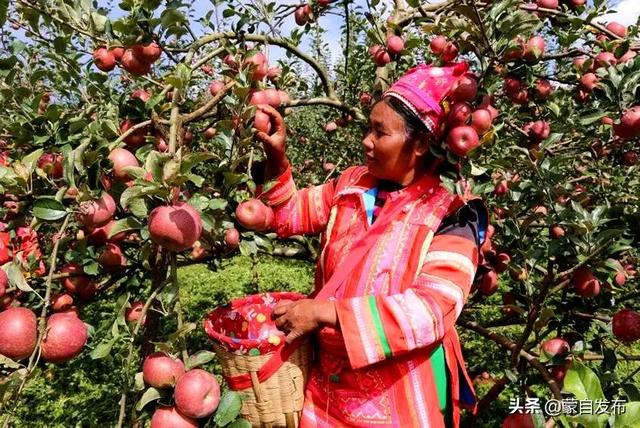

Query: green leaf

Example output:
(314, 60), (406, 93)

(0, 354), (21, 369)
(612, 401), (640, 428)
(21, 148), (44, 174)
(213, 391), (243, 426)
(109, 217), (143, 238)
(135, 387), (162, 411)
(32, 198), (67, 221)
(562, 359), (605, 401)
(185, 351), (216, 370)
(568, 413), (609, 428)
(0, 0), (8, 27)
(180, 153), (216, 174)
(226, 419), (252, 428)
(90, 337), (117, 360)
(6, 262), (36, 294)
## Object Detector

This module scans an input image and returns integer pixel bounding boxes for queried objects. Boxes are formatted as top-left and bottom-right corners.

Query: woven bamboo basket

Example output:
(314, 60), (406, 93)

(204, 292), (312, 428)
(212, 340), (311, 428)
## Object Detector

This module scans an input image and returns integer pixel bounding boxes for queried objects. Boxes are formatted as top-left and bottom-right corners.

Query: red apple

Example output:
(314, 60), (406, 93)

(61, 262), (90, 294)
(594, 51), (617, 69)
(41, 312), (88, 363)
(572, 266), (600, 297)
(494, 252), (511, 273)
(503, 76), (521, 95)
(125, 301), (146, 324)
(537, 0), (558, 8)
(613, 107), (640, 140)
(224, 228), (240, 248)
(203, 127), (216, 139)
(550, 225), (565, 239)
(108, 148), (139, 180)
(478, 270), (498, 296)
(619, 50), (637, 64)
(143, 352), (185, 388)
(386, 35), (405, 55)
(98, 243), (127, 267)
(612, 309), (640, 343)
(373, 47), (391, 67)
(150, 406), (198, 428)
(119, 119), (148, 149)
(359, 92), (372, 106)
(550, 361), (570, 382)
(267, 67), (281, 81)
(524, 36), (545, 61)
(535, 79), (552, 98)
(541, 338), (570, 357)
(430, 36), (448, 54)
(120, 49), (151, 76)
(244, 52), (269, 81)
(77, 193), (116, 228)
(148, 203), (203, 252)
(52, 293), (74, 312)
(615, 270), (627, 286)
(37, 153), (64, 178)
(606, 21), (627, 38)
(503, 412), (534, 428)
(0, 307), (37, 360)
(446, 126), (480, 157)
(471, 109), (493, 134)
(440, 42), (459, 62)
(208, 80), (225, 97)
(131, 89), (151, 102)
(493, 180), (508, 197)
(93, 47), (116, 72)
(254, 110), (272, 134)
(622, 151), (639, 166)
(131, 42), (162, 63)
(235, 199), (274, 231)
(0, 268), (6, 297)
(110, 47), (124, 61)
(503, 37), (525, 62)
(524, 120), (550, 145)
(579, 73), (599, 91)
(451, 75), (478, 102)
(174, 369), (221, 418)
(448, 102), (472, 127)
(86, 220), (127, 246)
(294, 4), (312, 26)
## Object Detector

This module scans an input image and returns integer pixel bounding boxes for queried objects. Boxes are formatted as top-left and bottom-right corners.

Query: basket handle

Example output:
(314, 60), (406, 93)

(224, 338), (303, 390)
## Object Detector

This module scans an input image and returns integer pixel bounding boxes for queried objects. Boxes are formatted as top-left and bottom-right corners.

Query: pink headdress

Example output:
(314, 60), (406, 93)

(383, 62), (471, 137)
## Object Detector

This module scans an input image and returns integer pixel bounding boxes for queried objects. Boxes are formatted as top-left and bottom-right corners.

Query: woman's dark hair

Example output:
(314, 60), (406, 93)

(378, 96), (456, 176)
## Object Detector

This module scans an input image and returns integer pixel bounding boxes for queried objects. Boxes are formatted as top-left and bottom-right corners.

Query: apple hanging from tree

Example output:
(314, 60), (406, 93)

(174, 369), (221, 418)
(131, 42), (162, 63)
(224, 228), (240, 248)
(572, 266), (601, 297)
(150, 406), (198, 428)
(235, 199), (274, 231)
(541, 338), (570, 358)
(77, 193), (116, 228)
(41, 312), (88, 363)
(108, 148), (139, 180)
(446, 126), (480, 157)
(612, 309), (640, 343)
(448, 102), (472, 127)
(294, 4), (312, 26)
(502, 412), (534, 428)
(148, 203), (203, 252)
(0, 307), (37, 360)
(143, 352), (186, 388)
(430, 35), (448, 55)
(93, 47), (116, 72)
(386, 35), (405, 55)
(120, 49), (151, 76)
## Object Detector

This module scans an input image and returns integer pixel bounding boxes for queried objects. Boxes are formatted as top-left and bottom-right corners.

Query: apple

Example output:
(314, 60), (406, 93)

(541, 338), (570, 357)
(451, 75), (478, 102)
(503, 37), (525, 62)
(594, 51), (617, 69)
(447, 102), (472, 127)
(493, 180), (508, 197)
(503, 413), (534, 428)
(614, 270), (627, 286)
(201, 64), (213, 75)
(612, 309), (640, 343)
(235, 199), (274, 231)
(41, 312), (88, 363)
(440, 42), (459, 62)
(37, 153), (64, 178)
(0, 268), (6, 297)
(0, 307), (37, 360)
(294, 4), (312, 26)
(110, 47), (124, 61)
(494, 252), (511, 273)
(208, 80), (225, 97)
(125, 301), (146, 324)
(131, 42), (162, 63)
(446, 126), (479, 157)
(386, 35), (405, 55)
(524, 120), (550, 145)
(93, 47), (116, 72)
(524, 36), (545, 61)
(572, 266), (600, 297)
(503, 76), (521, 95)
(148, 203), (203, 252)
(537, 0), (558, 8)
(267, 67), (281, 81)
(550, 361), (570, 382)
(155, 133), (168, 152)
(98, 243), (127, 267)
(535, 79), (552, 99)
(430, 36), (448, 54)
(244, 52), (269, 81)
(619, 50), (637, 64)
(318, 0), (331, 6)
(579, 73), (599, 91)
(606, 21), (627, 38)
(325, 121), (338, 132)
(150, 406), (198, 428)
(478, 270), (498, 296)
(203, 127), (216, 139)
(61, 262), (91, 294)
(471, 108), (493, 134)
(120, 49), (151, 76)
(174, 369), (221, 418)
(224, 228), (240, 248)
(373, 47), (391, 67)
(254, 110), (272, 134)
(52, 293), (74, 312)
(359, 92), (372, 106)
(108, 148), (139, 180)
(622, 151), (638, 166)
(77, 193), (116, 228)
(568, 0), (586, 6)
(131, 89), (151, 102)
(86, 220), (127, 246)
(119, 119), (148, 148)
(573, 56), (589, 71)
(143, 352), (185, 388)
(550, 225), (565, 239)
(613, 107), (640, 140)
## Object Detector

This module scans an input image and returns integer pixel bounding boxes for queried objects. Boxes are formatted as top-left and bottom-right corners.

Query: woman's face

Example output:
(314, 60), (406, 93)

(362, 100), (428, 185)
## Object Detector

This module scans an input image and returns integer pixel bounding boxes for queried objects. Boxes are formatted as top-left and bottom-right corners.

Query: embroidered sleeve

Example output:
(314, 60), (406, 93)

(334, 202), (485, 370)
(257, 164), (337, 238)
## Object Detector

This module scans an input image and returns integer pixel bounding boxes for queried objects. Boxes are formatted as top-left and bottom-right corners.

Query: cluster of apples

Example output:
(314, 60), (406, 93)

(93, 42), (162, 76)
(475, 225), (515, 296)
(142, 352), (221, 427)
(369, 35), (405, 67)
(293, 0), (332, 26)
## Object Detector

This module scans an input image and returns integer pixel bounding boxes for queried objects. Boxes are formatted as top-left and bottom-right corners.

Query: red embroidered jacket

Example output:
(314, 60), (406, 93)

(260, 164), (481, 428)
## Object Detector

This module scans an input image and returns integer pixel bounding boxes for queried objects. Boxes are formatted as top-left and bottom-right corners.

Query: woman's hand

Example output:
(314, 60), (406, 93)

(271, 299), (337, 344)
(254, 105), (289, 180)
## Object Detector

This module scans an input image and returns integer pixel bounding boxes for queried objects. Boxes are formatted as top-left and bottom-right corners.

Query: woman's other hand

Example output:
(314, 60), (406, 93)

(271, 299), (337, 344)
(254, 105), (289, 180)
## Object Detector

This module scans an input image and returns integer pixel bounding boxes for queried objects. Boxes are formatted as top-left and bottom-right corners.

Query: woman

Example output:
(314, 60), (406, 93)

(255, 62), (487, 428)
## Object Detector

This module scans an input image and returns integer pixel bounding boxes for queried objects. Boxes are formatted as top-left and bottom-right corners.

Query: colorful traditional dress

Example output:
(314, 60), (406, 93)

(259, 163), (485, 428)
